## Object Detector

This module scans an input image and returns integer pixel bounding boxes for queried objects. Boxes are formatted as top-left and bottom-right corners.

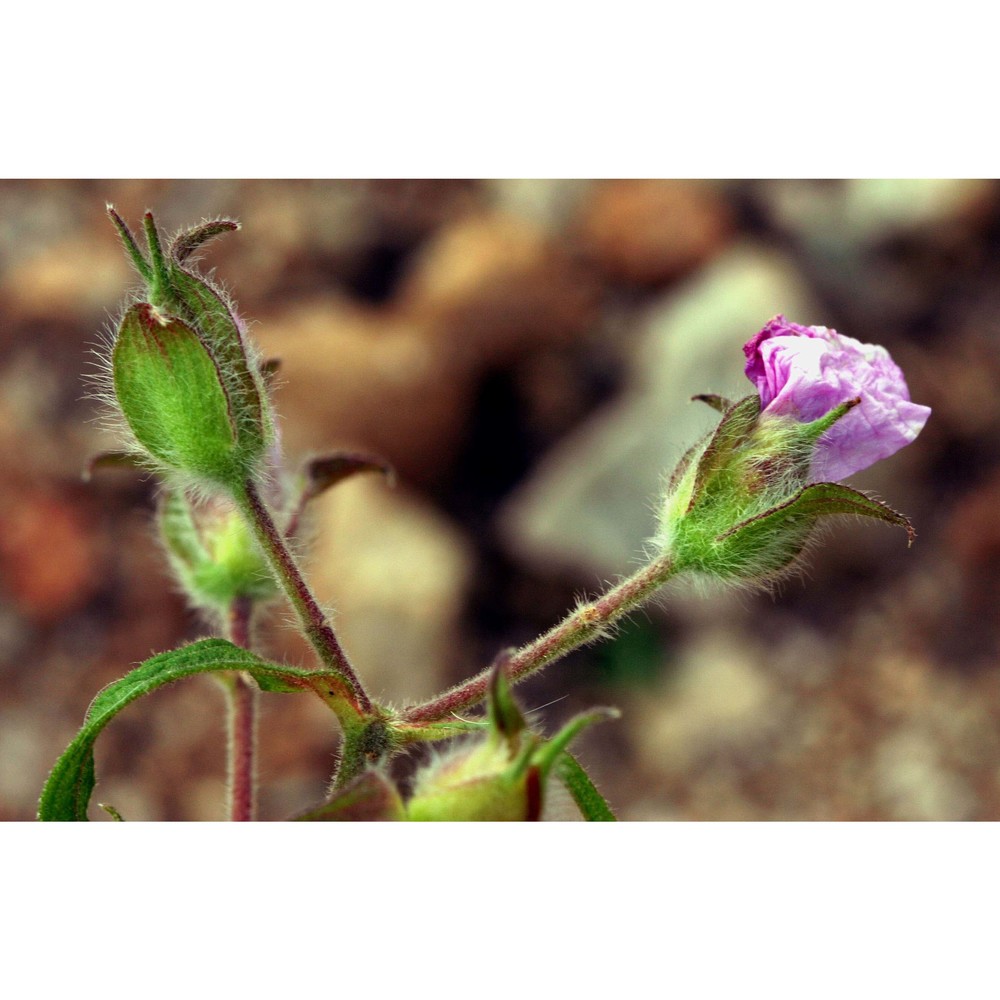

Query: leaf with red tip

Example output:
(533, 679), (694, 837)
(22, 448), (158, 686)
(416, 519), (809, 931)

(302, 452), (396, 500)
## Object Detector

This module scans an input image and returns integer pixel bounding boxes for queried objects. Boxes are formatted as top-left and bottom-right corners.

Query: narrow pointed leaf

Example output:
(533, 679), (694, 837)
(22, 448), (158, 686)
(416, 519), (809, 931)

(38, 638), (360, 821)
(555, 752), (617, 821)
(143, 212), (171, 294)
(302, 452), (395, 501)
(533, 707), (620, 779)
(107, 205), (153, 282)
(286, 451), (396, 537)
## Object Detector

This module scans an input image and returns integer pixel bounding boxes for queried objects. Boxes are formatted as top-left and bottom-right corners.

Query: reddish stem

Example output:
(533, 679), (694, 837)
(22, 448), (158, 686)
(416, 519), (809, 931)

(403, 555), (676, 725)
(236, 478), (371, 717)
(225, 596), (257, 822)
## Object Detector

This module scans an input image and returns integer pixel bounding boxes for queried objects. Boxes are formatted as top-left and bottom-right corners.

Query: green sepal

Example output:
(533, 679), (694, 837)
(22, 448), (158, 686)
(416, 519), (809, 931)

(691, 393), (733, 414)
(162, 263), (269, 455)
(405, 693), (619, 821)
(169, 219), (240, 264)
(555, 752), (617, 821)
(113, 303), (246, 485)
(486, 652), (526, 750)
(107, 205), (153, 283)
(718, 481), (916, 551)
(687, 394), (761, 512)
(38, 638), (362, 821)
(532, 707), (620, 780)
(293, 769), (405, 821)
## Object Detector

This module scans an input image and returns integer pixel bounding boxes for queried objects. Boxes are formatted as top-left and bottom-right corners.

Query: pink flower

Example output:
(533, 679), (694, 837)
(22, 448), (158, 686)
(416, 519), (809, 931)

(743, 316), (931, 482)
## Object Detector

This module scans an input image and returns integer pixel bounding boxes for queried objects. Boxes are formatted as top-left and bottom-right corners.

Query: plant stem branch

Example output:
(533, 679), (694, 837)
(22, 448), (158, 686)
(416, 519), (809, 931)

(225, 596), (256, 822)
(403, 555), (677, 725)
(234, 478), (372, 719)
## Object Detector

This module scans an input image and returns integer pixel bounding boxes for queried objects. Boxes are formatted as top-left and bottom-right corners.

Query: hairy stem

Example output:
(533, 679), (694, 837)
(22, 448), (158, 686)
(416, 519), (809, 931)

(233, 478), (372, 720)
(403, 555), (677, 725)
(224, 596), (257, 822)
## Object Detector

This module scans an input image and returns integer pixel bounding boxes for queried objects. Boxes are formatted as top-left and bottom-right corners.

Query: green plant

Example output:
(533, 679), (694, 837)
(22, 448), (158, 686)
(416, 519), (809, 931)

(37, 212), (930, 821)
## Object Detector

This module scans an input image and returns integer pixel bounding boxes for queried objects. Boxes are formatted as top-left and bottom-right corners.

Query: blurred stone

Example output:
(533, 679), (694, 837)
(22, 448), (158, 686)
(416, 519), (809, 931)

(0, 707), (54, 818)
(873, 726), (977, 821)
(0, 484), (102, 625)
(626, 630), (786, 774)
(576, 179), (732, 286)
(485, 179), (594, 232)
(498, 241), (818, 575)
(395, 209), (599, 366)
(759, 178), (997, 250)
(254, 296), (472, 484)
(303, 477), (474, 704)
(0, 236), (128, 321)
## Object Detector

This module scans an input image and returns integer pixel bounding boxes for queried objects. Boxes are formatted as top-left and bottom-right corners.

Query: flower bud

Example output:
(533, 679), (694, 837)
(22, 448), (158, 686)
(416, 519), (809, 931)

(106, 208), (272, 491)
(656, 318), (928, 582)
(406, 661), (615, 821)
(159, 489), (278, 614)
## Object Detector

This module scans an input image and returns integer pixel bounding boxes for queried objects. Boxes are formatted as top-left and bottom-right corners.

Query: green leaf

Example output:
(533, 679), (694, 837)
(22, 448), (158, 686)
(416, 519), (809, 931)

(554, 752), (617, 821)
(38, 638), (355, 821)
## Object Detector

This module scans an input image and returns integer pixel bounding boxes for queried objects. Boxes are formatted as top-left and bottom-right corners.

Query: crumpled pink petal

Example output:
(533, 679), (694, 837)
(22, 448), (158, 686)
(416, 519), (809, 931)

(743, 316), (931, 482)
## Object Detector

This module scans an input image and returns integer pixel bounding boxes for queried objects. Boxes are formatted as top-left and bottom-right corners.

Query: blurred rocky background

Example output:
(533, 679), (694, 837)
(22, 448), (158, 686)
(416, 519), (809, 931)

(2, 178), (998, 821)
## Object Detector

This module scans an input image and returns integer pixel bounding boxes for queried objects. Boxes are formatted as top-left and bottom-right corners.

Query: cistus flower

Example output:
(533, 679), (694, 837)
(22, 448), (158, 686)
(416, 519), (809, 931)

(656, 318), (930, 583)
(744, 316), (932, 482)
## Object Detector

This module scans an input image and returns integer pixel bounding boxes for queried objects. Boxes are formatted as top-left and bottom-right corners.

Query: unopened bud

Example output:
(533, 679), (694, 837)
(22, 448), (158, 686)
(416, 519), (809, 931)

(159, 489), (278, 613)
(107, 208), (272, 491)
(406, 662), (616, 821)
(656, 316), (928, 583)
